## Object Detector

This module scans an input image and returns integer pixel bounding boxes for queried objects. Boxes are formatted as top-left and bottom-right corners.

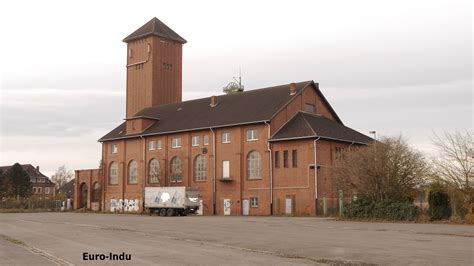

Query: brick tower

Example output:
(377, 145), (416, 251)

(123, 18), (186, 118)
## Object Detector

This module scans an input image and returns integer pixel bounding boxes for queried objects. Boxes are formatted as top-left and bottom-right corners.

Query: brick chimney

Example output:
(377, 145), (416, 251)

(289, 83), (297, 95)
(210, 95), (218, 107)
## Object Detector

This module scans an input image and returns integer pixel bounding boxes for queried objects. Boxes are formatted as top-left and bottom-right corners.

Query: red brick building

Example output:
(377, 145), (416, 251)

(75, 18), (372, 216)
(0, 164), (56, 199)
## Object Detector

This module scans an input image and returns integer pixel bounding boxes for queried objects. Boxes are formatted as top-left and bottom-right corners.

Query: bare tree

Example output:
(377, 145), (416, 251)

(51, 165), (74, 190)
(334, 136), (427, 202)
(431, 130), (473, 206)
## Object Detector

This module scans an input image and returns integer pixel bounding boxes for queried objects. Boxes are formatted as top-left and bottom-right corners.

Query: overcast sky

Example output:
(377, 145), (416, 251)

(0, 0), (472, 176)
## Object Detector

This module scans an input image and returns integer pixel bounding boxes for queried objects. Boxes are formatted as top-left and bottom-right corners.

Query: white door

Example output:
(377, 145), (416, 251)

(197, 200), (203, 215)
(285, 198), (293, 215)
(224, 199), (231, 215)
(242, 199), (249, 216)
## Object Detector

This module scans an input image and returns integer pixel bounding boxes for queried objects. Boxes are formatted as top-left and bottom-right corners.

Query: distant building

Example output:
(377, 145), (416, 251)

(0, 164), (56, 199)
(75, 18), (373, 215)
(57, 178), (75, 199)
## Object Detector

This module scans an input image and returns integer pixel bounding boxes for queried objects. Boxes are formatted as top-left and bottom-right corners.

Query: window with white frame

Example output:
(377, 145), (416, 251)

(192, 136), (199, 147)
(203, 135), (209, 145)
(148, 140), (156, 150)
(33, 187), (37, 193)
(250, 197), (259, 207)
(222, 160), (230, 179)
(246, 129), (258, 141)
(111, 144), (118, 154)
(128, 160), (138, 184)
(109, 162), (118, 184)
(157, 140), (162, 149)
(45, 187), (50, 194)
(148, 158), (160, 184)
(194, 155), (207, 181)
(170, 156), (182, 182)
(171, 138), (182, 148)
(247, 151), (262, 179)
(221, 132), (231, 143)
(38, 187), (42, 193)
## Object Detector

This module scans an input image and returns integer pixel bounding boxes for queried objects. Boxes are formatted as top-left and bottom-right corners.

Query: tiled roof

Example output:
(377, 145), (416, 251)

(0, 164), (54, 184)
(123, 17), (187, 43)
(270, 112), (372, 144)
(99, 81), (329, 141)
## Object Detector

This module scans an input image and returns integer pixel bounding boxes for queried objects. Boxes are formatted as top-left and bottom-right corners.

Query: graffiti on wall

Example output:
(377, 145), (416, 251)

(110, 199), (140, 212)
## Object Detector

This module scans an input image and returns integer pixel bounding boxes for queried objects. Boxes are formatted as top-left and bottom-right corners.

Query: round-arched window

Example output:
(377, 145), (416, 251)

(128, 160), (138, 184)
(194, 155), (207, 181)
(247, 151), (262, 179)
(148, 158), (160, 184)
(109, 162), (118, 185)
(170, 156), (182, 183)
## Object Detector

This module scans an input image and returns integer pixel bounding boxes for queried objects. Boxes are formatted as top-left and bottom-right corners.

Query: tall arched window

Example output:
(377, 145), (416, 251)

(128, 160), (138, 184)
(194, 155), (207, 181)
(247, 151), (262, 179)
(109, 162), (118, 185)
(148, 158), (160, 184)
(170, 156), (182, 183)
(92, 182), (101, 202)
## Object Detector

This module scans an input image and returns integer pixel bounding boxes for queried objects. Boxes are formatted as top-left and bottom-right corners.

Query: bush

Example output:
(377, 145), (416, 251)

(343, 198), (419, 221)
(428, 184), (451, 220)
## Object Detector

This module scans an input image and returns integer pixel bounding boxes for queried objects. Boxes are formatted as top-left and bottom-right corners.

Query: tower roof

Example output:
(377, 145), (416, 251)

(123, 17), (187, 43)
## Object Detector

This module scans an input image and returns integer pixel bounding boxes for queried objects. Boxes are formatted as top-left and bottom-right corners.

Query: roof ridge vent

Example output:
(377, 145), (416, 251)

(289, 83), (297, 95)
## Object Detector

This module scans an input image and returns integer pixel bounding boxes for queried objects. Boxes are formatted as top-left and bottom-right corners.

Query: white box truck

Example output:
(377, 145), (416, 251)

(144, 187), (200, 216)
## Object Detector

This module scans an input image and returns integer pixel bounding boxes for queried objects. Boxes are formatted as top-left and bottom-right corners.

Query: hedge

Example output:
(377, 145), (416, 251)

(343, 198), (420, 221)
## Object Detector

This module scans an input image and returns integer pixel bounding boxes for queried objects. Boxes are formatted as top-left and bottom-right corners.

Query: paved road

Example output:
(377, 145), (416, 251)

(0, 213), (472, 265)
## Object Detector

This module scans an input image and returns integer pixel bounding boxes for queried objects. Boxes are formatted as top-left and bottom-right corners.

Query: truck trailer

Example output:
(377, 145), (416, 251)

(144, 187), (200, 216)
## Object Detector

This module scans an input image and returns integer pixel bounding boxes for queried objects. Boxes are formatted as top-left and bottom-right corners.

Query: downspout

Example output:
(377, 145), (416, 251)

(313, 136), (321, 215)
(264, 121), (273, 215)
(140, 135), (146, 213)
(210, 128), (216, 215)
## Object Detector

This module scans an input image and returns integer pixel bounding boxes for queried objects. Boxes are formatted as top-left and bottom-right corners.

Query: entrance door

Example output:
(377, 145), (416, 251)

(224, 199), (231, 215)
(242, 199), (250, 216)
(285, 198), (293, 215)
(80, 183), (88, 208)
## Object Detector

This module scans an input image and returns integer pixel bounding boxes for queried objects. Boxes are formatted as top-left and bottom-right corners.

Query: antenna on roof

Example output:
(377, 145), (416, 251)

(223, 66), (244, 94)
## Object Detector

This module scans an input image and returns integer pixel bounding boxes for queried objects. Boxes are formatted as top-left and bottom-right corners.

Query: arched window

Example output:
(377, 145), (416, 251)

(128, 160), (138, 184)
(247, 151), (262, 179)
(194, 155), (207, 181)
(170, 156), (182, 183)
(92, 182), (101, 202)
(109, 162), (118, 185)
(148, 158), (160, 184)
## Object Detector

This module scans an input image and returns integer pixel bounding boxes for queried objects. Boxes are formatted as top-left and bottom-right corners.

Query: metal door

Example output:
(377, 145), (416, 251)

(242, 199), (249, 216)
(224, 199), (231, 215)
(285, 198), (293, 215)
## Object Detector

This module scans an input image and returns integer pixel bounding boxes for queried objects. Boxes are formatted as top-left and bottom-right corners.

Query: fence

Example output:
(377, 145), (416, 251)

(0, 198), (63, 212)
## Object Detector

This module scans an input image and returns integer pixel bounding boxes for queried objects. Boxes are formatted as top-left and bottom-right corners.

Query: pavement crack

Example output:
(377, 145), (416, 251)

(0, 234), (74, 266)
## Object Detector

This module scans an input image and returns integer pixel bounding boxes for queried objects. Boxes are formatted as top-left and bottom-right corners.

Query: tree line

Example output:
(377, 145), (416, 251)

(334, 130), (473, 221)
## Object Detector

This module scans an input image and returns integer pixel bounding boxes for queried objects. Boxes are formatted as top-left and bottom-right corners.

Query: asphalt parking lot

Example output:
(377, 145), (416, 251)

(0, 213), (472, 265)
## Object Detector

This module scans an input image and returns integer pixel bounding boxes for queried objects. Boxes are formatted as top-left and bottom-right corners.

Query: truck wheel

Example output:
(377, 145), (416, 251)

(159, 209), (167, 217)
(166, 208), (175, 216)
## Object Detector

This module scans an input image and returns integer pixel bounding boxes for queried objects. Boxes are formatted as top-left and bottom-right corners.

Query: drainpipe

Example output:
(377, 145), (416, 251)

(210, 128), (216, 215)
(313, 137), (321, 215)
(140, 135), (146, 213)
(264, 121), (273, 215)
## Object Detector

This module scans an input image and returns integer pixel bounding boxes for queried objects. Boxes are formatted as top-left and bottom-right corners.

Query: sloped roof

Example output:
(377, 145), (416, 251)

(99, 81), (323, 141)
(123, 17), (187, 43)
(0, 164), (54, 184)
(270, 112), (373, 144)
(58, 178), (75, 198)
